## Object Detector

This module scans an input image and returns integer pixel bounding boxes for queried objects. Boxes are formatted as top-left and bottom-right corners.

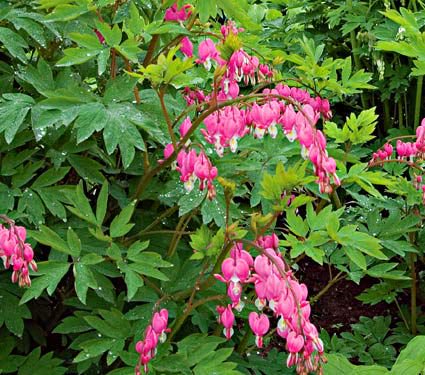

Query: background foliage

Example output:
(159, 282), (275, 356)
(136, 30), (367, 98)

(0, 0), (425, 374)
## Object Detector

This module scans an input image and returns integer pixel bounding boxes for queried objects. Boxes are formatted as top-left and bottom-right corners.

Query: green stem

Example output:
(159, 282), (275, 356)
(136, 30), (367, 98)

(166, 212), (194, 258)
(414, 76), (423, 129)
(330, 189), (342, 209)
(143, 34), (159, 67)
(347, 0), (367, 108)
(398, 99), (404, 128)
(404, 92), (409, 128)
(167, 294), (225, 342)
(394, 296), (410, 332)
(310, 272), (344, 305)
(383, 99), (391, 132)
(157, 88), (177, 150)
(236, 326), (252, 354)
(123, 205), (178, 245)
(410, 252), (417, 335)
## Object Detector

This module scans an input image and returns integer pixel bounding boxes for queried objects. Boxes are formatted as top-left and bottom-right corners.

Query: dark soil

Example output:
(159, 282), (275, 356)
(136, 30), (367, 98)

(297, 259), (402, 334)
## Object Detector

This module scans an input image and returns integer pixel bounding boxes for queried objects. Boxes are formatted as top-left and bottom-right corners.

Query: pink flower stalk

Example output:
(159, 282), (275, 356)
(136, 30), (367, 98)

(162, 20), (340, 200)
(395, 140), (416, 159)
(217, 305), (235, 340)
(164, 3), (191, 22)
(0, 220), (37, 287)
(220, 20), (244, 38)
(249, 312), (270, 348)
(135, 309), (170, 374)
(180, 37), (193, 58)
(214, 234), (326, 373)
(182, 87), (208, 106)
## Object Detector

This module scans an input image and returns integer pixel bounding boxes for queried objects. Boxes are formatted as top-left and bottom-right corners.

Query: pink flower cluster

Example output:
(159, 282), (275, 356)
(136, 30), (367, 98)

(162, 117), (218, 199)
(0, 221), (37, 287)
(135, 309), (170, 374)
(372, 119), (425, 163)
(214, 235), (326, 373)
(198, 85), (337, 192)
(164, 3), (191, 22)
(370, 119), (425, 204)
(174, 22), (338, 194)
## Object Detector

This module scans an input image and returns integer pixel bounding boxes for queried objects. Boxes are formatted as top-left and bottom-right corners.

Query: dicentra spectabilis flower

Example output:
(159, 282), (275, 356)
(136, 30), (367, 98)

(220, 20), (244, 37)
(249, 312), (270, 348)
(213, 234), (326, 372)
(194, 151), (218, 199)
(135, 309), (170, 374)
(0, 220), (37, 287)
(152, 309), (170, 343)
(179, 116), (192, 139)
(180, 37), (193, 58)
(176, 149), (198, 192)
(196, 39), (221, 70)
(217, 305), (235, 340)
(164, 3), (191, 22)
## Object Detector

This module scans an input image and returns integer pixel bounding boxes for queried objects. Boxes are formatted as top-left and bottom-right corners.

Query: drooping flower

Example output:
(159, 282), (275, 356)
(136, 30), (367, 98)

(248, 312), (270, 348)
(164, 3), (191, 22)
(135, 309), (170, 374)
(0, 220), (37, 287)
(180, 37), (193, 58)
(217, 305), (235, 340)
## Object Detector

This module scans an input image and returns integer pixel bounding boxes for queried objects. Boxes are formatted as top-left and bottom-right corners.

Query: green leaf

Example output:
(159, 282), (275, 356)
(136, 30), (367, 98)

(74, 338), (117, 363)
(31, 167), (70, 189)
(110, 200), (136, 237)
(124, 270), (144, 300)
(67, 154), (105, 184)
(324, 353), (389, 375)
(53, 316), (92, 334)
(338, 226), (387, 260)
(56, 48), (100, 67)
(102, 104), (145, 168)
(67, 228), (82, 257)
(17, 347), (66, 375)
(66, 182), (98, 226)
(68, 32), (102, 50)
(0, 27), (28, 63)
(95, 22), (121, 47)
(20, 262), (70, 304)
(178, 189), (206, 216)
(198, 0), (217, 23)
(0, 290), (31, 336)
(28, 226), (73, 256)
(115, 38), (141, 63)
(83, 309), (131, 339)
(391, 336), (425, 374)
(286, 209), (308, 237)
(80, 253), (104, 265)
(0, 93), (34, 143)
(74, 102), (107, 143)
(326, 212), (340, 240)
(73, 263), (98, 304)
(345, 246), (367, 270)
(127, 240), (149, 259)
